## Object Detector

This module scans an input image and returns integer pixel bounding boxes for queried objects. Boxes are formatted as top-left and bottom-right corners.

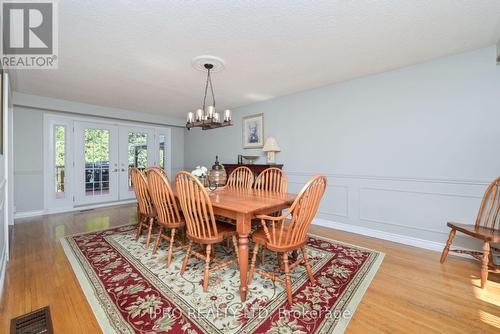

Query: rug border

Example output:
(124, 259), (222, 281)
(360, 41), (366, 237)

(308, 232), (385, 255)
(60, 237), (119, 334)
(332, 249), (384, 334)
(307, 232), (385, 333)
(60, 223), (135, 239)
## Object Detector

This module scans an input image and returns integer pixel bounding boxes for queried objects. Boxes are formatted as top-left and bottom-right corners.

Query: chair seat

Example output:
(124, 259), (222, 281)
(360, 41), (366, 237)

(158, 211), (186, 229)
(447, 222), (500, 242)
(187, 220), (237, 244)
(157, 219), (185, 229)
(252, 224), (304, 252)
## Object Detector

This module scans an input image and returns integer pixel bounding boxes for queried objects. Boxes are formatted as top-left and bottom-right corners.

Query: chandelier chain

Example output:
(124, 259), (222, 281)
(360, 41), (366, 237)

(208, 69), (216, 108)
(201, 67), (217, 112)
(202, 67), (210, 111)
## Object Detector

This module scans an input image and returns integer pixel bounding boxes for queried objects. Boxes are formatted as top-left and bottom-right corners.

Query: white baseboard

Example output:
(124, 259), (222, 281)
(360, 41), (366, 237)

(14, 200), (137, 220)
(13, 210), (45, 219)
(0, 247), (7, 304)
(313, 217), (471, 258)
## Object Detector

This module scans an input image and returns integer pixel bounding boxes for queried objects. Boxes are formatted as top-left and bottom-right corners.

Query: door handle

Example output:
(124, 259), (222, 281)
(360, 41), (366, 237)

(121, 168), (126, 172)
(113, 168), (118, 172)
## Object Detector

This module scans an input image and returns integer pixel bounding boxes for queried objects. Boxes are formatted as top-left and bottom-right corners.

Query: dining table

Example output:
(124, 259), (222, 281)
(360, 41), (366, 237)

(176, 186), (297, 302)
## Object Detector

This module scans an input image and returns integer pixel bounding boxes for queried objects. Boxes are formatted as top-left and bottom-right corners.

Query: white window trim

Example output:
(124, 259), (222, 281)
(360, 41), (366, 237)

(44, 115), (74, 211)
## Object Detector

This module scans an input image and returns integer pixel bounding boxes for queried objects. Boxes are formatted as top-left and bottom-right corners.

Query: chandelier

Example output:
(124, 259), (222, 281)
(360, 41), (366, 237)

(186, 61), (232, 130)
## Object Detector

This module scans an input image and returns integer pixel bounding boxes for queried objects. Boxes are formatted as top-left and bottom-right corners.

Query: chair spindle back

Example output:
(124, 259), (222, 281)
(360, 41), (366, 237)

(130, 167), (154, 216)
(264, 175), (327, 248)
(226, 166), (254, 189)
(146, 168), (181, 226)
(255, 168), (288, 193)
(175, 171), (219, 240)
(475, 177), (500, 230)
(146, 166), (167, 176)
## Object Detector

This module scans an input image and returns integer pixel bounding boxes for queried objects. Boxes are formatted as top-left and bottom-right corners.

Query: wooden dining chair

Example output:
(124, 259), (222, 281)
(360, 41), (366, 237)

(146, 168), (186, 267)
(254, 168), (288, 262)
(440, 177), (500, 288)
(146, 166), (167, 176)
(175, 171), (240, 292)
(254, 167), (288, 193)
(226, 166), (254, 189)
(248, 175), (327, 305)
(130, 168), (156, 248)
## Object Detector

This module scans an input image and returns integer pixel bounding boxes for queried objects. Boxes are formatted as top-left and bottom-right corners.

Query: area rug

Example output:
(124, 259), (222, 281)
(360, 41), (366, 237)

(61, 225), (384, 334)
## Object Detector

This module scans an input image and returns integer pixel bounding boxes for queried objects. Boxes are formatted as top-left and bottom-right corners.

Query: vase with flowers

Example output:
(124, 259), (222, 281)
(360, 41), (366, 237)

(191, 166), (209, 187)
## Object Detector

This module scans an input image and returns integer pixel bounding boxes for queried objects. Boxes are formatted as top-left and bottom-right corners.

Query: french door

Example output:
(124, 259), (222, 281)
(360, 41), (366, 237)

(118, 126), (155, 200)
(45, 115), (172, 210)
(74, 121), (120, 205)
(155, 128), (171, 180)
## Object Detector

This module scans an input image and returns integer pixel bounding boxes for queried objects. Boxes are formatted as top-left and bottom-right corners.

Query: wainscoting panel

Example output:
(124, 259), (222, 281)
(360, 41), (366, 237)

(14, 171), (44, 212)
(359, 187), (480, 235)
(289, 180), (349, 218)
(287, 171), (489, 249)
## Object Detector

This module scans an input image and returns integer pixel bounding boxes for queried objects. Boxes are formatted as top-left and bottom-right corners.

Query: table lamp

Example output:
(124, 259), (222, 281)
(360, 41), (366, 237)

(262, 137), (280, 164)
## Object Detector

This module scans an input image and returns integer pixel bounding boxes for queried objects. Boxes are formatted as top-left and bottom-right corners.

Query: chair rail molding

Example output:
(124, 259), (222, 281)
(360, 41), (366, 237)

(285, 171), (491, 186)
(13, 170), (43, 176)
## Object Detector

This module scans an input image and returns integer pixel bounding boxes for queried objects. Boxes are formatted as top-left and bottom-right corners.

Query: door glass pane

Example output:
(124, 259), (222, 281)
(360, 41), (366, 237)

(84, 128), (110, 197)
(128, 132), (148, 189)
(159, 135), (166, 169)
(54, 125), (65, 198)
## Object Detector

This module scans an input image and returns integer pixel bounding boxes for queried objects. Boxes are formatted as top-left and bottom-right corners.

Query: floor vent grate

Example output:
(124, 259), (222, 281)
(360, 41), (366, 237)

(10, 306), (54, 334)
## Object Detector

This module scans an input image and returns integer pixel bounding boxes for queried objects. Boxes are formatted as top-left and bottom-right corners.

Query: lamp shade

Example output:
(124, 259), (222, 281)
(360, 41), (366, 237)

(262, 137), (280, 152)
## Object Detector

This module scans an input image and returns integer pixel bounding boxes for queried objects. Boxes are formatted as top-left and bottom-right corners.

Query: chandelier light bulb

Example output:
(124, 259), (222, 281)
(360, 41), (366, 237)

(224, 109), (231, 122)
(195, 109), (203, 121)
(207, 105), (215, 119)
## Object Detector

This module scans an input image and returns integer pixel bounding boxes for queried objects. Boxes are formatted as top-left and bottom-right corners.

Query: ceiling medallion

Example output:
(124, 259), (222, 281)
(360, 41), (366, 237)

(186, 56), (232, 130)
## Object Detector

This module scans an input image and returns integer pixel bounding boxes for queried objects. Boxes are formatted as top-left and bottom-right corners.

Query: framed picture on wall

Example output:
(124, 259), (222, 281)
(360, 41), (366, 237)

(242, 113), (264, 148)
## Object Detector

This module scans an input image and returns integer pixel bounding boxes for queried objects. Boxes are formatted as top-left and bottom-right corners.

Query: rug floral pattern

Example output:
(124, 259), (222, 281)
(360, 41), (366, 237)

(62, 225), (383, 334)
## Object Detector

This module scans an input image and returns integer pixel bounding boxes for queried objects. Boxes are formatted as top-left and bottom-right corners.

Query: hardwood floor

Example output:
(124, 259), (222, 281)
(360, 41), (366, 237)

(1, 204), (499, 333)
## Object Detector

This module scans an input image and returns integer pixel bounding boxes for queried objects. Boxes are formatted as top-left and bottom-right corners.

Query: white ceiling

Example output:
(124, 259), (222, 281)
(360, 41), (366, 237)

(12, 0), (500, 118)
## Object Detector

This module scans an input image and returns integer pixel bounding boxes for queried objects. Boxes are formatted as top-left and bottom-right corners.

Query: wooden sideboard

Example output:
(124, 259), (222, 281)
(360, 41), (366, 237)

(222, 164), (283, 178)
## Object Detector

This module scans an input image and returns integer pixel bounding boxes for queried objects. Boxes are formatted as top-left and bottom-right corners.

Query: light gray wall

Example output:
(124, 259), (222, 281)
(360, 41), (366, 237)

(171, 127), (185, 178)
(13, 95), (185, 213)
(13, 107), (44, 212)
(185, 46), (500, 249)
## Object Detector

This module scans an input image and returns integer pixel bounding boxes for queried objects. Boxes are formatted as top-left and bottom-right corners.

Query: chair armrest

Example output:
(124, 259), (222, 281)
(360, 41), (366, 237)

(446, 221), (466, 228)
(256, 213), (288, 245)
(255, 213), (286, 222)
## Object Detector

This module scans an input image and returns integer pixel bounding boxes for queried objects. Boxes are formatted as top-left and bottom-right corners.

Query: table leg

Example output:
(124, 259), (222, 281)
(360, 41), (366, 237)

(237, 213), (251, 302)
